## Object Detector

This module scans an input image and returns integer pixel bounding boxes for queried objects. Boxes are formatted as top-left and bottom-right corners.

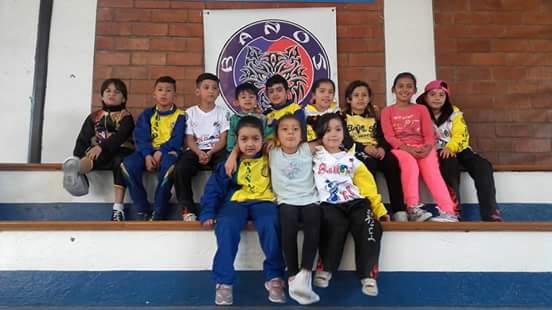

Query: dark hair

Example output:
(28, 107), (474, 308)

(265, 74), (289, 91)
(392, 72), (417, 91)
(196, 73), (219, 87)
(235, 82), (258, 100)
(274, 114), (305, 143)
(235, 115), (263, 137)
(342, 80), (375, 117)
(311, 78), (335, 94)
(100, 78), (128, 106)
(417, 83), (454, 126)
(315, 113), (349, 146)
(154, 76), (176, 91)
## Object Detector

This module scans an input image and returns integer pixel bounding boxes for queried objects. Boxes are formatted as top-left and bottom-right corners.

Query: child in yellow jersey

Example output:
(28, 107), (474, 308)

(305, 78), (340, 142)
(343, 80), (407, 221)
(311, 113), (388, 297)
(417, 80), (502, 221)
(200, 116), (285, 306)
(121, 76), (186, 220)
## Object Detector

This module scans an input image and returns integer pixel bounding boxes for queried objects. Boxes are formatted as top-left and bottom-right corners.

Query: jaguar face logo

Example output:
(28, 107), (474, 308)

(217, 19), (331, 113)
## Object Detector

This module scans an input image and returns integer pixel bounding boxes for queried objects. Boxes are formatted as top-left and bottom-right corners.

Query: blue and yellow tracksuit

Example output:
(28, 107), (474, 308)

(121, 105), (186, 218)
(264, 102), (306, 141)
(199, 155), (284, 285)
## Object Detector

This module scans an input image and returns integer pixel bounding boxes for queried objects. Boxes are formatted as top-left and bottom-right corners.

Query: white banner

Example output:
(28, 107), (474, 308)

(204, 7), (338, 114)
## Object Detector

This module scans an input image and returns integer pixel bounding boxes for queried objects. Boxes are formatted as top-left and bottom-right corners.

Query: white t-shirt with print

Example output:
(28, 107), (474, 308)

(186, 105), (230, 150)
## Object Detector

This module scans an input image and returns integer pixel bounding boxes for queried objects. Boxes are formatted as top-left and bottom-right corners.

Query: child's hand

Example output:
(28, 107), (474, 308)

(197, 151), (209, 165)
(264, 140), (275, 153)
(379, 214), (391, 222)
(374, 147), (386, 160)
(440, 147), (455, 159)
(224, 158), (237, 177)
(415, 144), (432, 158)
(364, 145), (378, 157)
(202, 219), (215, 227)
(145, 155), (157, 172)
(86, 145), (102, 161)
(153, 151), (162, 164)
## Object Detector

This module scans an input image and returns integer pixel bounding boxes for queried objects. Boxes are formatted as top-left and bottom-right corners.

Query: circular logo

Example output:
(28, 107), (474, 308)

(217, 19), (331, 114)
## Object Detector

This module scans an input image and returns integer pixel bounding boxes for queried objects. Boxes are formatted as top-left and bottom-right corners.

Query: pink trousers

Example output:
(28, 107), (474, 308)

(391, 148), (454, 214)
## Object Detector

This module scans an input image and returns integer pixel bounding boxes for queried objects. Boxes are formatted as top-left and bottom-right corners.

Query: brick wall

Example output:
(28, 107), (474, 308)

(93, 0), (385, 117)
(434, 0), (552, 165)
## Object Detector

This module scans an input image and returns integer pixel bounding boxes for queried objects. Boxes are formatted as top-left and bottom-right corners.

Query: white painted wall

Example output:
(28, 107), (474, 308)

(41, 0), (98, 163)
(384, 0), (436, 104)
(0, 0), (40, 162)
(1, 230), (550, 272)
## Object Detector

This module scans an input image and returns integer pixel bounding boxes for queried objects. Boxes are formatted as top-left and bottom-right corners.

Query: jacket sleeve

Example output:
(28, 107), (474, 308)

(73, 115), (94, 157)
(446, 112), (470, 153)
(199, 163), (231, 222)
(99, 114), (135, 155)
(135, 109), (155, 157)
(353, 162), (388, 218)
(380, 107), (403, 149)
(159, 112), (186, 154)
(375, 121), (392, 151)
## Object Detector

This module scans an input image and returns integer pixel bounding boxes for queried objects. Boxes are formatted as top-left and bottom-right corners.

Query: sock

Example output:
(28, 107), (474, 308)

(113, 203), (124, 212)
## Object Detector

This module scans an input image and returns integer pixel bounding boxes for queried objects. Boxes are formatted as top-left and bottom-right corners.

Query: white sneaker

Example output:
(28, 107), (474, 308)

(361, 278), (378, 296)
(430, 207), (459, 222)
(313, 271), (332, 288)
(62, 156), (89, 197)
(289, 270), (320, 305)
(182, 213), (197, 222)
(407, 204), (433, 222)
(392, 211), (408, 222)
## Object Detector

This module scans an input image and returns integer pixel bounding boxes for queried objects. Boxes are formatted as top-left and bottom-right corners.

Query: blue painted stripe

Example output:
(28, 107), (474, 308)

(0, 271), (550, 307)
(1, 202), (551, 221)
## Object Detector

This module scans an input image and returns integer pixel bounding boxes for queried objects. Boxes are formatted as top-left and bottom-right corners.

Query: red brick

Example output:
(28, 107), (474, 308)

(338, 38), (384, 52)
(456, 25), (506, 38)
(115, 38), (150, 50)
(492, 94), (532, 109)
(534, 153), (552, 165)
(456, 67), (491, 80)
(434, 0), (469, 12)
(204, 2), (243, 9)
(342, 2), (382, 11)
(130, 79), (155, 94)
(434, 13), (455, 24)
(114, 9), (151, 22)
(135, 0), (170, 8)
(469, 123), (496, 138)
(529, 40), (552, 52)
(348, 53), (384, 66)
(95, 52), (130, 65)
(437, 67), (456, 82)
(531, 124), (552, 138)
(506, 25), (552, 39)
(151, 10), (188, 22)
(131, 52), (167, 65)
(457, 39), (491, 52)
(169, 23), (203, 37)
(97, 8), (113, 21)
(187, 9), (203, 23)
(454, 13), (490, 24)
(93, 66), (113, 80)
(526, 67), (552, 80)
(454, 94), (494, 108)
(511, 109), (549, 122)
(150, 38), (188, 51)
(507, 53), (552, 65)
(523, 13), (552, 25)
(497, 152), (536, 164)
(501, 0), (540, 10)
(149, 66), (188, 79)
(435, 38), (456, 52)
(492, 39), (531, 52)
(495, 124), (530, 137)
(182, 67), (205, 80)
(127, 94), (149, 107)
(96, 22), (132, 35)
(132, 23), (168, 36)
(167, 52), (202, 65)
(512, 138), (551, 152)
(337, 11), (381, 25)
(491, 67), (528, 80)
(470, 0), (502, 11)
(508, 81), (542, 94)
(95, 36), (114, 50)
(98, 0), (133, 8)
(341, 67), (384, 82)
(170, 1), (205, 9)
(186, 38), (203, 52)
(436, 53), (470, 65)
(113, 66), (148, 79)
(531, 94), (552, 108)
(469, 53), (508, 65)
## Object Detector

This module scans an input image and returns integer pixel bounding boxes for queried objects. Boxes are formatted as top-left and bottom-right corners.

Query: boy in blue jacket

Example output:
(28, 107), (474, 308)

(121, 76), (186, 220)
(200, 116), (285, 306)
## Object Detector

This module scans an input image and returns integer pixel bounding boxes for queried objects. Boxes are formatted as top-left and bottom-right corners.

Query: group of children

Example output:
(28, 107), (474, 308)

(62, 71), (501, 305)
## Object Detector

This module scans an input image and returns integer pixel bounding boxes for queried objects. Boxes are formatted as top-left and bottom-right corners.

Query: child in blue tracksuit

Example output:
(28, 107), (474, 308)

(200, 116), (285, 306)
(121, 76), (186, 220)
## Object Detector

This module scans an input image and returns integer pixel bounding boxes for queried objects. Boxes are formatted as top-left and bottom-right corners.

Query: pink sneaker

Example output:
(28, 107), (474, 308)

(264, 278), (286, 303)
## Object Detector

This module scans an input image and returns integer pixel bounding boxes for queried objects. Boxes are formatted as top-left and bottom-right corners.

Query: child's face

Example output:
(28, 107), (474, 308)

(277, 118), (302, 151)
(153, 82), (176, 107)
(321, 118), (344, 152)
(102, 83), (125, 106)
(237, 126), (263, 158)
(267, 83), (289, 106)
(237, 90), (258, 113)
(348, 86), (370, 114)
(393, 77), (416, 103)
(425, 89), (447, 111)
(195, 80), (220, 104)
(312, 82), (335, 110)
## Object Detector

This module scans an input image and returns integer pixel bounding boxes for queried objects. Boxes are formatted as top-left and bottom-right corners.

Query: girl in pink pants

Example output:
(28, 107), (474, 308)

(380, 72), (457, 222)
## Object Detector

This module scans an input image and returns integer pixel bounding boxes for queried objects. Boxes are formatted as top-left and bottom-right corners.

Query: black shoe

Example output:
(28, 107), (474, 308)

(136, 212), (152, 221)
(111, 209), (125, 221)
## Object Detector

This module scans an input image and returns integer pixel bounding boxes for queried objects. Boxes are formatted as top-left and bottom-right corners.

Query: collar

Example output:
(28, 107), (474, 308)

(102, 103), (125, 112)
(154, 104), (176, 116)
